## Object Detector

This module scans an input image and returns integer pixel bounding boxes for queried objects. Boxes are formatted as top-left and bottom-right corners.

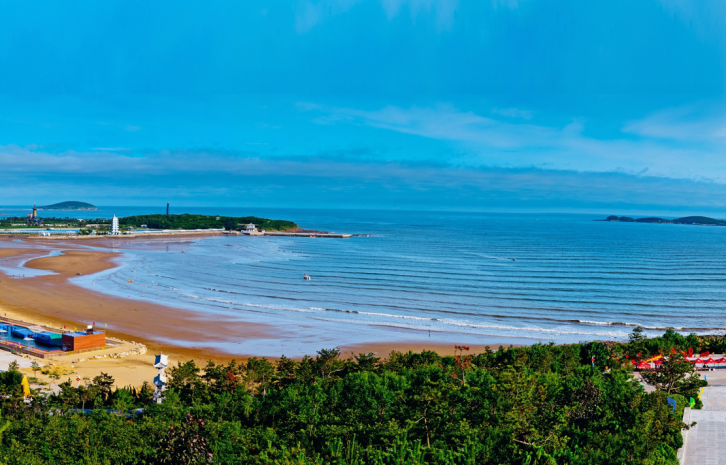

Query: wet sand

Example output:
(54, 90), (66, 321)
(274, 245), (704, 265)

(0, 246), (274, 363)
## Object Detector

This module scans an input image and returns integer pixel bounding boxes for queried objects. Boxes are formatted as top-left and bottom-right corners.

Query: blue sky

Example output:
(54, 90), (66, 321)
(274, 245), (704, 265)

(2, 0), (726, 214)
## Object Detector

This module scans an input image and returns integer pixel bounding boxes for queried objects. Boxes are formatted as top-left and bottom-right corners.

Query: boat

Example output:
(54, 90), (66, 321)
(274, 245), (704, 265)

(303, 273), (311, 281)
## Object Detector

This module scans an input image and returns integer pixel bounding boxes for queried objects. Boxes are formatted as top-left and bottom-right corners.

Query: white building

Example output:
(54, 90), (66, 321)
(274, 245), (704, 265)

(111, 215), (119, 235)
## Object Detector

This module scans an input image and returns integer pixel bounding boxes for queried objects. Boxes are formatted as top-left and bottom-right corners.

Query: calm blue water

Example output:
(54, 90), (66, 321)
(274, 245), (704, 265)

(3, 207), (726, 355)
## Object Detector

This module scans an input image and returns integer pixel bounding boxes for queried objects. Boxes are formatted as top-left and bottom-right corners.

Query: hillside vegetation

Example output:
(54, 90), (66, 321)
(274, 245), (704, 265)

(119, 214), (298, 231)
(0, 328), (710, 464)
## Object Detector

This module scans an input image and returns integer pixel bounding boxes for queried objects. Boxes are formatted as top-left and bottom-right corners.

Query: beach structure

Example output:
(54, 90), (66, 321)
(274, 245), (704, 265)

(62, 325), (105, 351)
(111, 215), (119, 235)
(11, 327), (35, 340)
(243, 223), (265, 236)
(152, 354), (169, 403)
(34, 332), (63, 347)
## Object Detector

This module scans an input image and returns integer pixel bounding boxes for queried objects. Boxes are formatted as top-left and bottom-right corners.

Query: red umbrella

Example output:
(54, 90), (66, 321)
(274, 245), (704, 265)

(705, 358), (716, 364)
(637, 362), (651, 370)
(716, 358), (726, 364)
(693, 358), (705, 364)
(654, 360), (663, 365)
(701, 352), (710, 358)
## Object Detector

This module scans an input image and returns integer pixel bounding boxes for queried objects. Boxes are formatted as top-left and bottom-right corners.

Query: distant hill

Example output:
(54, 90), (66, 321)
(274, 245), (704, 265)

(602, 215), (726, 226)
(672, 216), (726, 226)
(38, 201), (98, 211)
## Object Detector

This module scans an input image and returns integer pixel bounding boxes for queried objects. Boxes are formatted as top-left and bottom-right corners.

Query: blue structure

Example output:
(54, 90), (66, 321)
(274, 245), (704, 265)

(34, 332), (63, 347)
(11, 327), (34, 339)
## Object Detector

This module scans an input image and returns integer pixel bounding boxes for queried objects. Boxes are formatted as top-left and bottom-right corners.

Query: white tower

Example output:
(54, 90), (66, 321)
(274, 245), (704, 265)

(111, 215), (119, 235)
(152, 353), (169, 403)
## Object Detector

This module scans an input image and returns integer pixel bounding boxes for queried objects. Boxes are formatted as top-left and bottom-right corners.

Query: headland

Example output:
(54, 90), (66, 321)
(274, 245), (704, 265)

(601, 215), (726, 226)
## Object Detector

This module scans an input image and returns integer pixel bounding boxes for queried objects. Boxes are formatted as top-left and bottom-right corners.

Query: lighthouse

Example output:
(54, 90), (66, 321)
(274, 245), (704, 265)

(111, 215), (119, 235)
(152, 354), (169, 403)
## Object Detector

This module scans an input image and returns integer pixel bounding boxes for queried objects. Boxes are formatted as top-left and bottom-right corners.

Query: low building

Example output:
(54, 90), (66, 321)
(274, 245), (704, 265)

(62, 326), (106, 351)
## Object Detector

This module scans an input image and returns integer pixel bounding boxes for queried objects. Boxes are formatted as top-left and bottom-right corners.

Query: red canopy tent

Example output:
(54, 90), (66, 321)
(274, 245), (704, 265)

(654, 360), (663, 366)
(716, 358), (726, 364)
(637, 362), (651, 370)
(691, 358), (705, 364)
(705, 358), (716, 365)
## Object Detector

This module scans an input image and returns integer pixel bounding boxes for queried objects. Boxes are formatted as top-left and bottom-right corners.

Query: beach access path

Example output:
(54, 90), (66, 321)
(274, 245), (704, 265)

(682, 369), (726, 465)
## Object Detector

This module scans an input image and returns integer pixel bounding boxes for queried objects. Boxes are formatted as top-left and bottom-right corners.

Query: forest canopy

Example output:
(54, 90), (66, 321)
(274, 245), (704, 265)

(0, 328), (712, 464)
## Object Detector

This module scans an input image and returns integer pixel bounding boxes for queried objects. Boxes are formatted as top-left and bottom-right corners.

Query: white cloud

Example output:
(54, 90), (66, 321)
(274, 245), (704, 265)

(623, 105), (726, 142)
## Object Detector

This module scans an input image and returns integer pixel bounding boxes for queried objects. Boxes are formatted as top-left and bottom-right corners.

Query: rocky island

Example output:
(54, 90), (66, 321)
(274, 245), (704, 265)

(38, 201), (98, 211)
(602, 215), (726, 226)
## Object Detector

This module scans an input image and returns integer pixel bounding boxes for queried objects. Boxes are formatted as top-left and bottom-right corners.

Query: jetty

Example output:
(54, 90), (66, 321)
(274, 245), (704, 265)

(254, 231), (352, 238)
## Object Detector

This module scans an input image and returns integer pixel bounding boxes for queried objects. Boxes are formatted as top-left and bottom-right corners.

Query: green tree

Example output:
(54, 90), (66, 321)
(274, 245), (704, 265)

(640, 351), (707, 399)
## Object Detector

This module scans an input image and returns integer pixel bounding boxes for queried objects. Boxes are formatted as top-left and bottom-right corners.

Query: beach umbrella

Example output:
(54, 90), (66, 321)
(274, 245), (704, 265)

(705, 358), (716, 364)
(692, 358), (705, 364)
(637, 362), (651, 370)
(654, 360), (663, 366)
(716, 358), (726, 364)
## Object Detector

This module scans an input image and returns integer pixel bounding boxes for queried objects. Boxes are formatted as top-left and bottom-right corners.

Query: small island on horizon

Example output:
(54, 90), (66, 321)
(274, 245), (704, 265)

(601, 215), (726, 226)
(38, 201), (98, 211)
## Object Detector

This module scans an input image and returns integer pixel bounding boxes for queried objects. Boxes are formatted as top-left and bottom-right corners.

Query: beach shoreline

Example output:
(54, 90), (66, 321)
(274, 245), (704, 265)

(0, 237), (525, 366)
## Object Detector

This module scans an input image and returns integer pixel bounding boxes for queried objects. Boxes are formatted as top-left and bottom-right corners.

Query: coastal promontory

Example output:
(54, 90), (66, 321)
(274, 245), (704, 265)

(603, 215), (726, 226)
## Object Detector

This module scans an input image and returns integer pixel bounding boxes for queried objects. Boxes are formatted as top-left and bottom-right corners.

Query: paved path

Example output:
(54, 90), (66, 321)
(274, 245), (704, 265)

(682, 371), (726, 465)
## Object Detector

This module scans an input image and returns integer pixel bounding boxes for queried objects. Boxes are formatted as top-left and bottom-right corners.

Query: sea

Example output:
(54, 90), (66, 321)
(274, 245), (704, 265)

(2, 206), (725, 356)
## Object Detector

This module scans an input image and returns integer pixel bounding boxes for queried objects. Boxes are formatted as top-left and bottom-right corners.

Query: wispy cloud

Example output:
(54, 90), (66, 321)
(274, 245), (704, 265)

(623, 104), (726, 142)
(2, 144), (726, 212)
(301, 102), (726, 181)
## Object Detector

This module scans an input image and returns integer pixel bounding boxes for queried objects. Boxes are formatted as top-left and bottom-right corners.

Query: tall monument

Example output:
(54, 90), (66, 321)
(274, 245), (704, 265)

(111, 215), (119, 235)
(32, 202), (37, 219)
(166, 201), (169, 216)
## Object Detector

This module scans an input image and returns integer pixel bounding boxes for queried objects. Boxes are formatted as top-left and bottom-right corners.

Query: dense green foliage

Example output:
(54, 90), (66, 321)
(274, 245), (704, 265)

(38, 201), (97, 210)
(0, 217), (94, 228)
(119, 214), (298, 231)
(0, 213), (298, 232)
(0, 329), (712, 464)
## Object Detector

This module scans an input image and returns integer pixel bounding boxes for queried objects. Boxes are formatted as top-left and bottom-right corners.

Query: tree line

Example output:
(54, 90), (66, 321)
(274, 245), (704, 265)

(0, 328), (713, 464)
